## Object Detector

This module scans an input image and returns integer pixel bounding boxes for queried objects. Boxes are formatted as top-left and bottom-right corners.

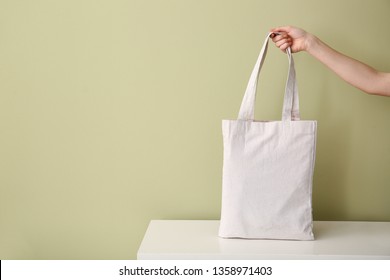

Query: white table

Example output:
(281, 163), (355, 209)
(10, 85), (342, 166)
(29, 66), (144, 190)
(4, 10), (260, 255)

(137, 220), (390, 259)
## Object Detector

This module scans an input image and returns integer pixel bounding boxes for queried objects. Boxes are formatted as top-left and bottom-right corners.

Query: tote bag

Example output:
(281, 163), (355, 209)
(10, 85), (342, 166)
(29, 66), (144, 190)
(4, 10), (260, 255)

(219, 33), (317, 240)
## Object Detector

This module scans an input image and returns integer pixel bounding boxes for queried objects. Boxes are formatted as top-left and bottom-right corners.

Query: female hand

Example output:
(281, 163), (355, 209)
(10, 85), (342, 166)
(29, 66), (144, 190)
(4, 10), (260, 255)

(269, 26), (390, 96)
(270, 26), (313, 53)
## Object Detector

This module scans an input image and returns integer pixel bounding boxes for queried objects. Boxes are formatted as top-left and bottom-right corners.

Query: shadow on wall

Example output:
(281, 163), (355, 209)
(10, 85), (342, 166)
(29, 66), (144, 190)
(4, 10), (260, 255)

(312, 78), (352, 221)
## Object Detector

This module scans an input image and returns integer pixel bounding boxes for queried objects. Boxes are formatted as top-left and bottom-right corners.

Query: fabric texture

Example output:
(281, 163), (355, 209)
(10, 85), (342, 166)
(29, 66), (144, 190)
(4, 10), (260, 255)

(219, 33), (317, 240)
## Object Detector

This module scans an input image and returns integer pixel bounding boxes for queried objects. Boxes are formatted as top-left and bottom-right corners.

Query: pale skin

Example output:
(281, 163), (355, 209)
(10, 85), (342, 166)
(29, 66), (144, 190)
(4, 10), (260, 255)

(270, 26), (390, 97)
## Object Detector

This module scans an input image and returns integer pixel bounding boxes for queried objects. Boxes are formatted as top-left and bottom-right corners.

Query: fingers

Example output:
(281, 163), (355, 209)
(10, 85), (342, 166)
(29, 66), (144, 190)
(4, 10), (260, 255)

(270, 25), (293, 34)
(270, 32), (292, 51)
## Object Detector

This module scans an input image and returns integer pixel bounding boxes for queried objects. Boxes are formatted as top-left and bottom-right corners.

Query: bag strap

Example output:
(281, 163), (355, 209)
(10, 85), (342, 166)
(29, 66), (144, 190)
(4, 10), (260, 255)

(237, 33), (300, 121)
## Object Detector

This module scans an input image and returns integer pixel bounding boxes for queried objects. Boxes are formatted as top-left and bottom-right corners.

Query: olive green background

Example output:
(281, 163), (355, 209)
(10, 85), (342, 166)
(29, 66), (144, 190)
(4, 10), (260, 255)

(1, 0), (389, 259)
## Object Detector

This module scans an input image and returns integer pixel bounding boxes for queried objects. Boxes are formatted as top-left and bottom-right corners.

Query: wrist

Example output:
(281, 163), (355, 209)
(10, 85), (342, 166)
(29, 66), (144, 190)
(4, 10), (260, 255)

(304, 33), (319, 54)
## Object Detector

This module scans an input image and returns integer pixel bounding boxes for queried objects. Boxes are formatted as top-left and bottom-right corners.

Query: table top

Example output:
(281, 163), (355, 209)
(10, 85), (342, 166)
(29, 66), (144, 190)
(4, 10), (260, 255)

(137, 220), (390, 259)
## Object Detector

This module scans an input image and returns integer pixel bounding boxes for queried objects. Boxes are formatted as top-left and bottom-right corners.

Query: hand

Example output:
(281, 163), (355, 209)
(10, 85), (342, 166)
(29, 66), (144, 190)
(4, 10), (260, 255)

(270, 26), (390, 96)
(270, 26), (312, 53)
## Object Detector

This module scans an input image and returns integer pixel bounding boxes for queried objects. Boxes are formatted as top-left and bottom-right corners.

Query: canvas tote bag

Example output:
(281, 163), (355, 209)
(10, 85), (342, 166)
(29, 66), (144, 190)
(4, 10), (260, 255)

(219, 33), (317, 240)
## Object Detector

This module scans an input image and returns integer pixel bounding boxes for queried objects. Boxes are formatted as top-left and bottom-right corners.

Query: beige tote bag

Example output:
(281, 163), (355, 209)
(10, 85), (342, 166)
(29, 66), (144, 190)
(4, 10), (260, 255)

(219, 33), (317, 240)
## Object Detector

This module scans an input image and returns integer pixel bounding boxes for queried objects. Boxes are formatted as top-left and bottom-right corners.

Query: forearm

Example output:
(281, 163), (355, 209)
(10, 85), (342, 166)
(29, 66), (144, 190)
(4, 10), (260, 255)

(306, 35), (390, 96)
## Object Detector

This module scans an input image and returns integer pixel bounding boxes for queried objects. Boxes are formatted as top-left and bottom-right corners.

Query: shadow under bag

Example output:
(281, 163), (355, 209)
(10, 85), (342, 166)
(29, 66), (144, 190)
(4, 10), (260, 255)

(219, 33), (317, 240)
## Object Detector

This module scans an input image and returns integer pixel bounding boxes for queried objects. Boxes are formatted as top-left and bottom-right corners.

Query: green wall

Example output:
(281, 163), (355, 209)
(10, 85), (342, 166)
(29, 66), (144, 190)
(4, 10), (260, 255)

(1, 0), (389, 259)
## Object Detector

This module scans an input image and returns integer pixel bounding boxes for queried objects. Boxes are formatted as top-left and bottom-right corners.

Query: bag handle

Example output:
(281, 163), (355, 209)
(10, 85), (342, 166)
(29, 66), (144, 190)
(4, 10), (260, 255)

(237, 33), (300, 121)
